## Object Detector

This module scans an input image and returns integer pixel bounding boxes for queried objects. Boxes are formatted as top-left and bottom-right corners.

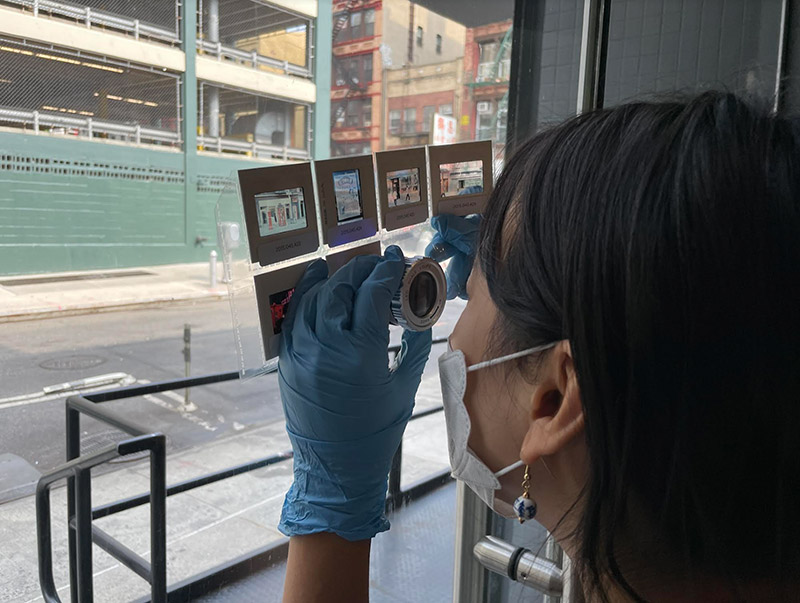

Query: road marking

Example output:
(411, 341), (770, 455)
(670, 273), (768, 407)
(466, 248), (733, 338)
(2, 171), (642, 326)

(0, 374), (136, 409)
(137, 379), (217, 432)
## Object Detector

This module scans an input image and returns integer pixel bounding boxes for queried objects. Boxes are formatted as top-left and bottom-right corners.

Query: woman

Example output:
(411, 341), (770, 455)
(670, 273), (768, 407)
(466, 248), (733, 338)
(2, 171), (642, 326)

(276, 92), (800, 602)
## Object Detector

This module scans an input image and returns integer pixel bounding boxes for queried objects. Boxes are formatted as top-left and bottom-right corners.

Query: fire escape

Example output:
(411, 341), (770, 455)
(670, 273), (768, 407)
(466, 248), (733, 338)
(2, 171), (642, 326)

(332, 1), (369, 128)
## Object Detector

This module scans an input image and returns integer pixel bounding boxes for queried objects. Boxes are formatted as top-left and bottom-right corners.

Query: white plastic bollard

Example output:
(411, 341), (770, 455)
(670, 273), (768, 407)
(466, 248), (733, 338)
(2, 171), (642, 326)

(209, 250), (218, 288)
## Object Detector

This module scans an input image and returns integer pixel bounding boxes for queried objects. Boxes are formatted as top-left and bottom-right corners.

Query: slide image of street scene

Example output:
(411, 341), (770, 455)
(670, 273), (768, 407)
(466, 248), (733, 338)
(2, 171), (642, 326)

(269, 287), (295, 335)
(386, 167), (421, 207)
(439, 160), (484, 197)
(255, 187), (307, 237)
(332, 169), (365, 224)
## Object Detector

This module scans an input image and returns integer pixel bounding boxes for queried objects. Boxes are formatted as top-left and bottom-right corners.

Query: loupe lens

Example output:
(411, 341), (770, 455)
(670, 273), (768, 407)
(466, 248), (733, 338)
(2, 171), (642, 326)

(390, 256), (446, 331)
(408, 271), (437, 317)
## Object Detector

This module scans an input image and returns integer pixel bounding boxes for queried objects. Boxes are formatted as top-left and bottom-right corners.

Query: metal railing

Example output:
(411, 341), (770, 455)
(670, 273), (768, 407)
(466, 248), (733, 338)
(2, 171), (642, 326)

(4, 0), (181, 44)
(36, 340), (449, 602)
(196, 39), (312, 79)
(0, 107), (181, 146)
(197, 135), (309, 161)
(476, 59), (511, 82)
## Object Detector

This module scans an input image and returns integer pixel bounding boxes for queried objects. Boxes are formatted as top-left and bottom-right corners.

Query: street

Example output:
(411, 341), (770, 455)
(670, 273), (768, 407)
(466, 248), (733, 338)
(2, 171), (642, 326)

(0, 297), (462, 504)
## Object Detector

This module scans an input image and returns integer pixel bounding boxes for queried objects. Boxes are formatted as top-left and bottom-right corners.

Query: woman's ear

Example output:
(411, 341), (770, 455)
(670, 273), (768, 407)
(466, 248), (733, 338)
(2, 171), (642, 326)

(520, 341), (584, 464)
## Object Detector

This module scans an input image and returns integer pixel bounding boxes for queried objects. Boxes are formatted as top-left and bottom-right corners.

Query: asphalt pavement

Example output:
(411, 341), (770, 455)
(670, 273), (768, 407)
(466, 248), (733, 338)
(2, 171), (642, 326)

(0, 296), (463, 503)
(0, 292), (462, 602)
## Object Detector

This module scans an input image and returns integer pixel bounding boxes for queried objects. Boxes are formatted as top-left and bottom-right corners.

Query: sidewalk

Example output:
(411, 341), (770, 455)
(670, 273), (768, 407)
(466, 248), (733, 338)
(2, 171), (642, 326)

(0, 373), (450, 603)
(0, 262), (226, 322)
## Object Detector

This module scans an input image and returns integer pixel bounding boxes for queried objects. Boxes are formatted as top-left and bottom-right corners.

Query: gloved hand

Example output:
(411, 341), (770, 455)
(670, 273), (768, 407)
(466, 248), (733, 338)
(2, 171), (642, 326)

(277, 246), (432, 541)
(424, 214), (482, 300)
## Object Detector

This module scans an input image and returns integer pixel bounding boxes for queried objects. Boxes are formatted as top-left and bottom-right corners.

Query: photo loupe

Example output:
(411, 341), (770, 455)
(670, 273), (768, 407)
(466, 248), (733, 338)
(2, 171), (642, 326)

(390, 256), (447, 331)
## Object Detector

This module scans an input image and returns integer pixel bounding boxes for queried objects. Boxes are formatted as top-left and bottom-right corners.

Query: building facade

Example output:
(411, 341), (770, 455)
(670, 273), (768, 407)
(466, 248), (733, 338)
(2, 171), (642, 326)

(384, 58), (463, 149)
(330, 0), (464, 157)
(0, 0), (332, 275)
(462, 19), (512, 157)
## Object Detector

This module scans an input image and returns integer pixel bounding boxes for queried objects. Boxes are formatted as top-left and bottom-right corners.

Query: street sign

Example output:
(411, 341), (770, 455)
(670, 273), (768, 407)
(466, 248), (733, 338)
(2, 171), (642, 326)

(432, 113), (457, 145)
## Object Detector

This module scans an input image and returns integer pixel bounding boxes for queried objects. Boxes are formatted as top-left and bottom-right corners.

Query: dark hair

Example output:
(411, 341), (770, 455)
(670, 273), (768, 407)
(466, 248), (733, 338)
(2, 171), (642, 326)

(480, 92), (800, 600)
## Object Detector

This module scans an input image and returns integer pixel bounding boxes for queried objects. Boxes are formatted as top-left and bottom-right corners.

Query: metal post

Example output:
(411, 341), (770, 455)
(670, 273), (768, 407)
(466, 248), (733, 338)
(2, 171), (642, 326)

(208, 0), (219, 43)
(209, 250), (218, 288)
(283, 102), (291, 157)
(307, 20), (314, 76)
(33, 0), (39, 17)
(453, 481), (491, 603)
(208, 88), (220, 139)
(207, 0), (220, 139)
(66, 406), (80, 603)
(33, 110), (39, 133)
(74, 468), (93, 601)
(182, 324), (192, 410)
(505, 0), (545, 150)
(85, 6), (91, 28)
(543, 535), (565, 603)
(774, 0), (791, 113)
(149, 436), (168, 602)
(576, 0), (610, 113)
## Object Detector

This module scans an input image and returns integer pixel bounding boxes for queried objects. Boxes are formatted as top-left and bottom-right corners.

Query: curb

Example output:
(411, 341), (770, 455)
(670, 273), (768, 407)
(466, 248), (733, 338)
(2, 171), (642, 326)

(0, 290), (228, 323)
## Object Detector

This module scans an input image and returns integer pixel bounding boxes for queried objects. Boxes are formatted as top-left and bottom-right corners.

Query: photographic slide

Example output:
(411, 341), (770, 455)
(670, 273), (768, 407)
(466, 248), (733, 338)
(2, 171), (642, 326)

(438, 160), (484, 198)
(332, 169), (365, 224)
(255, 187), (307, 237)
(269, 287), (295, 335)
(386, 167), (421, 207)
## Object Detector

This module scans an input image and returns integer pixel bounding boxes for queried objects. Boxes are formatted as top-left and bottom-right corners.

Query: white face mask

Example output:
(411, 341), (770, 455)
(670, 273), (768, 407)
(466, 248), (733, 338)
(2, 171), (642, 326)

(438, 340), (557, 517)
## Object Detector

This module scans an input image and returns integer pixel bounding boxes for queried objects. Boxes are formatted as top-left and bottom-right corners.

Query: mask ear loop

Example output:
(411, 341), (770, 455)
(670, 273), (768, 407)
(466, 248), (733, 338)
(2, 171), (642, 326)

(466, 342), (558, 373)
(495, 459), (524, 477)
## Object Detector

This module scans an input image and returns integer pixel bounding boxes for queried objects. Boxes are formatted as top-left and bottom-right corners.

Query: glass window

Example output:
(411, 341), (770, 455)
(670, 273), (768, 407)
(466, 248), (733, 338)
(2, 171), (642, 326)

(602, 0), (783, 107)
(333, 57), (346, 86)
(403, 107), (417, 133)
(389, 109), (402, 134)
(365, 8), (375, 37)
(343, 98), (371, 128)
(416, 26), (424, 47)
(438, 103), (453, 116)
(422, 105), (435, 132)
(0, 2), (538, 600)
(363, 53), (373, 82)
(436, 34), (443, 54)
(479, 40), (499, 63)
(363, 99), (372, 126)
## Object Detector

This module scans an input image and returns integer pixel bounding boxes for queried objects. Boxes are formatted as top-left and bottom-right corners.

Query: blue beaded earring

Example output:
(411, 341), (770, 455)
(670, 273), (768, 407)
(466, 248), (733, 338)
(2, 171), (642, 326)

(513, 465), (537, 523)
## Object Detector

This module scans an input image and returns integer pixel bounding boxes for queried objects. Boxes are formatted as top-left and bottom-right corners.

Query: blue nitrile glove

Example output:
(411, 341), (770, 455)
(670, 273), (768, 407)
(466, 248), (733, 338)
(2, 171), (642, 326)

(277, 246), (432, 541)
(424, 214), (482, 300)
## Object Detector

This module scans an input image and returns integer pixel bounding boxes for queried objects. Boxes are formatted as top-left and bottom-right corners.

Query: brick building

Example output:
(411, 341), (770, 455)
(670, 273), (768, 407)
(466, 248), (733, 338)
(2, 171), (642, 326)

(461, 19), (512, 156)
(331, 0), (465, 156)
(384, 58), (463, 149)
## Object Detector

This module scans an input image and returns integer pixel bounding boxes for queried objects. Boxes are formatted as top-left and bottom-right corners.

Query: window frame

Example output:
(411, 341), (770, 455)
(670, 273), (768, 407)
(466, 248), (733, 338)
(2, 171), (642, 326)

(421, 105), (435, 132)
(403, 107), (417, 134)
(389, 109), (402, 134)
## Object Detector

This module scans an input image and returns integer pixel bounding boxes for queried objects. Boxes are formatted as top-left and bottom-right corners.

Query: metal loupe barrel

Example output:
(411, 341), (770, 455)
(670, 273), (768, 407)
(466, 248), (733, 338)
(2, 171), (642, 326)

(473, 536), (563, 596)
(390, 256), (446, 331)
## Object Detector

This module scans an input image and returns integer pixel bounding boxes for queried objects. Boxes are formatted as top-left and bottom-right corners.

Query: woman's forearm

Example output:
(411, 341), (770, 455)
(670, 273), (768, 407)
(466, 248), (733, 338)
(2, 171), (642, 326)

(283, 533), (371, 603)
